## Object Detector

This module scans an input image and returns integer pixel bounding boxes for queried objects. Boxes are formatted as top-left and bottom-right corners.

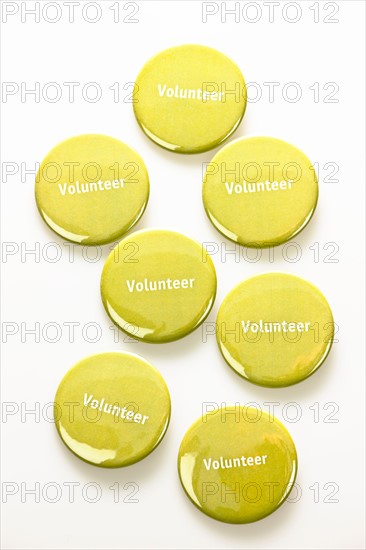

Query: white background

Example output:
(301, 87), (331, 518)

(1, 1), (365, 549)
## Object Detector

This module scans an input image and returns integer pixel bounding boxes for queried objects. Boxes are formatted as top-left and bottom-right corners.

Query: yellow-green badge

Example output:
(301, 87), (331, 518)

(133, 45), (246, 153)
(178, 406), (298, 524)
(101, 229), (217, 343)
(54, 352), (170, 467)
(217, 273), (334, 387)
(203, 136), (318, 247)
(35, 134), (149, 245)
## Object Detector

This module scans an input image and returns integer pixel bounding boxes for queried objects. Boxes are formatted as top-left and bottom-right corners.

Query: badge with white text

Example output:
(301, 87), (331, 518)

(203, 136), (318, 247)
(216, 273), (334, 387)
(54, 352), (171, 467)
(178, 406), (298, 523)
(134, 45), (246, 153)
(35, 134), (149, 245)
(101, 229), (217, 343)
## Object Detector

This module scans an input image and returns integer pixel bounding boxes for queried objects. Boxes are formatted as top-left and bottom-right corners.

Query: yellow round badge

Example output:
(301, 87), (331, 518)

(216, 273), (334, 387)
(54, 352), (171, 467)
(178, 406), (298, 523)
(101, 229), (217, 343)
(133, 45), (246, 153)
(203, 136), (318, 247)
(35, 134), (149, 245)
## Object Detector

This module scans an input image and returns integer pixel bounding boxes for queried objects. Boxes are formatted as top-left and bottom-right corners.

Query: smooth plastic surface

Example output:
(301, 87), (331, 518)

(134, 45), (246, 153)
(101, 229), (217, 343)
(178, 406), (298, 523)
(54, 352), (171, 467)
(35, 134), (149, 245)
(216, 272), (334, 387)
(203, 136), (318, 247)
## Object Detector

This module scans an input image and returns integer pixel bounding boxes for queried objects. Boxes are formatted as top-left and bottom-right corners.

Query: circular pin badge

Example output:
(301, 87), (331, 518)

(133, 45), (246, 153)
(217, 273), (334, 387)
(101, 229), (217, 343)
(203, 136), (318, 247)
(54, 352), (170, 467)
(35, 134), (149, 245)
(178, 406), (297, 524)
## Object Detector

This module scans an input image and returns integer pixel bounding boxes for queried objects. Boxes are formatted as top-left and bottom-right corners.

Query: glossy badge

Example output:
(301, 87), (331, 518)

(35, 134), (149, 245)
(203, 136), (318, 247)
(54, 352), (170, 467)
(217, 273), (334, 387)
(133, 45), (246, 153)
(101, 229), (217, 343)
(178, 406), (297, 524)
